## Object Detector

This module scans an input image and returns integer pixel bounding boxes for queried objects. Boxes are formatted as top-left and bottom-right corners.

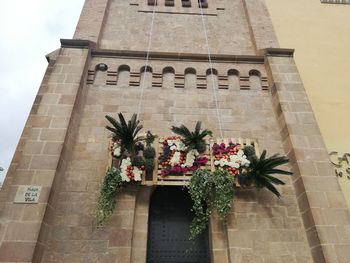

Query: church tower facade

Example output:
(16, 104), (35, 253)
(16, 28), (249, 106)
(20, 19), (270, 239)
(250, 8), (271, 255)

(1, 0), (350, 262)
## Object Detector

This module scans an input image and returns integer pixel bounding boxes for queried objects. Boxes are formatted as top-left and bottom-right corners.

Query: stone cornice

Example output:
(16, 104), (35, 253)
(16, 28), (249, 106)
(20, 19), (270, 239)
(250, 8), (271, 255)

(60, 39), (96, 49)
(91, 49), (266, 64)
(262, 48), (295, 57)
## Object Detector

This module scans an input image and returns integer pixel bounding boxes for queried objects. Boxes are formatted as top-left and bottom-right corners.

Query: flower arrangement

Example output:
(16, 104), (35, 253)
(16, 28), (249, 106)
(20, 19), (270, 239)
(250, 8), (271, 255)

(96, 113), (156, 225)
(212, 142), (250, 178)
(120, 157), (143, 182)
(212, 142), (293, 198)
(188, 143), (293, 239)
(159, 136), (209, 177)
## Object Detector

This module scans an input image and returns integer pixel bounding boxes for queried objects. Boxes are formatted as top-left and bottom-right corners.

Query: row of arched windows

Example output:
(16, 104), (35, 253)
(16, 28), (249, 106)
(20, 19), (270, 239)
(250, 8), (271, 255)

(88, 64), (268, 90)
(148, 0), (208, 8)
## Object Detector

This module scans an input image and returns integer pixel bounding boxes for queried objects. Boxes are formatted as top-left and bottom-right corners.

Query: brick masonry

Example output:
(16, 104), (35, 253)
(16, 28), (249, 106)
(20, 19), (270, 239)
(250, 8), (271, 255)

(0, 0), (349, 262)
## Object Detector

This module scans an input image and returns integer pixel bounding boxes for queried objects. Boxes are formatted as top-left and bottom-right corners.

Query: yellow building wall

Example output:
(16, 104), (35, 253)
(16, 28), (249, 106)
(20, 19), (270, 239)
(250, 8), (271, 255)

(265, 0), (350, 207)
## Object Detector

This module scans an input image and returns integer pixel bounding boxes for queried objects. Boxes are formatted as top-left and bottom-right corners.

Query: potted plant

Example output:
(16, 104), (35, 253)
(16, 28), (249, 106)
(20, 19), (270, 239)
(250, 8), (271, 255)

(158, 122), (212, 177)
(96, 113), (156, 225)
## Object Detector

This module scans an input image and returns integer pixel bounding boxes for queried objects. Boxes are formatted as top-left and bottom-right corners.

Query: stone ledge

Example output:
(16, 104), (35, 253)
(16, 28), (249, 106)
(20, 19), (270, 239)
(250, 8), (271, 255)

(60, 39), (96, 49)
(262, 48), (295, 57)
(91, 49), (266, 64)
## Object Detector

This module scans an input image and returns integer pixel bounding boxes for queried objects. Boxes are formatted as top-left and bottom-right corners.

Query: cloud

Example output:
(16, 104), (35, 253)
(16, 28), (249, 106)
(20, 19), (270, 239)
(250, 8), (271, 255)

(0, 0), (85, 182)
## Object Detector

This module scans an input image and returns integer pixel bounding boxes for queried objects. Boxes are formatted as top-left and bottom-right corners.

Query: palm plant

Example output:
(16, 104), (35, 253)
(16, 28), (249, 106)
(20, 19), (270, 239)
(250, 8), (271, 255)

(238, 150), (293, 198)
(105, 113), (144, 157)
(171, 121), (212, 153)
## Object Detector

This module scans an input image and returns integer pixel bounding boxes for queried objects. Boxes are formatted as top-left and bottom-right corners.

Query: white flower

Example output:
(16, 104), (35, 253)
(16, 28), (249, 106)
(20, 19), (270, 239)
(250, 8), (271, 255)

(113, 146), (121, 157)
(184, 149), (197, 167)
(170, 152), (181, 166)
(176, 141), (187, 151)
(237, 150), (244, 157)
(133, 167), (143, 181)
(214, 149), (250, 170)
(120, 158), (132, 182)
(121, 173), (130, 182)
(113, 143), (121, 157)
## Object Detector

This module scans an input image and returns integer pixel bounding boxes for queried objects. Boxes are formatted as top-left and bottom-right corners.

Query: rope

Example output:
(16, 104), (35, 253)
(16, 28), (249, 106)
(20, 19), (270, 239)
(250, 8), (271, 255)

(137, 0), (157, 116)
(198, 1), (224, 139)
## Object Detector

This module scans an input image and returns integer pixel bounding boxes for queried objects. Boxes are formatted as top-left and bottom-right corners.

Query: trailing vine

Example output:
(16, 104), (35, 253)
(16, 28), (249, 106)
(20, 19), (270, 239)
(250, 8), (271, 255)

(188, 169), (235, 240)
(96, 167), (123, 225)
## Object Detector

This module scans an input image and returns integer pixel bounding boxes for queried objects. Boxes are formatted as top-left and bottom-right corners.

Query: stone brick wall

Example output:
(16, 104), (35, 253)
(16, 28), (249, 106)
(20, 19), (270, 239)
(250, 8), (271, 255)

(100, 0), (255, 54)
(0, 42), (91, 262)
(265, 49), (350, 263)
(33, 54), (312, 262)
(2, 0), (349, 262)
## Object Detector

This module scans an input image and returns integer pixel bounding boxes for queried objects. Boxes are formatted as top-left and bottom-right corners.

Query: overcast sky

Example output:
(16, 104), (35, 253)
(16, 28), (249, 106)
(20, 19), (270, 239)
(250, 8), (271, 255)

(0, 0), (85, 182)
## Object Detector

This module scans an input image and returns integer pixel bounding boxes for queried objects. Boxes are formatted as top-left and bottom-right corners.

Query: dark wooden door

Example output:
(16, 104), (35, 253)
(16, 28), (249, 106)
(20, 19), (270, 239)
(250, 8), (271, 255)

(147, 186), (210, 263)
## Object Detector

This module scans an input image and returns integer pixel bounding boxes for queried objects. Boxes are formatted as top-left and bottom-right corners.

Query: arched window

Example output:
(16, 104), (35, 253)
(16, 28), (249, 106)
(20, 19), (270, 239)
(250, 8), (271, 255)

(140, 66), (153, 89)
(205, 68), (218, 89)
(162, 67), (175, 89)
(165, 0), (174, 7)
(182, 0), (191, 7)
(94, 63), (108, 85)
(117, 65), (130, 88)
(147, 187), (210, 263)
(228, 69), (240, 90)
(184, 67), (197, 89)
(198, 0), (208, 8)
(147, 0), (157, 6)
(249, 69), (262, 90)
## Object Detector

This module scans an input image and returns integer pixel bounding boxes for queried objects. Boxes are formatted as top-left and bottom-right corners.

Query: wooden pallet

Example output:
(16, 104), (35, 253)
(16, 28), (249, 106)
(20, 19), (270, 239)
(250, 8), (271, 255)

(106, 136), (259, 186)
(150, 138), (210, 186)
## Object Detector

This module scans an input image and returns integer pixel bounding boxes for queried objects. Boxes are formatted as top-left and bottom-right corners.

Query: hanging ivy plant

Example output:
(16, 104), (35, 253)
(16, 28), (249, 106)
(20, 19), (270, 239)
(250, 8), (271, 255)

(188, 169), (235, 240)
(96, 114), (158, 225)
(96, 167), (123, 225)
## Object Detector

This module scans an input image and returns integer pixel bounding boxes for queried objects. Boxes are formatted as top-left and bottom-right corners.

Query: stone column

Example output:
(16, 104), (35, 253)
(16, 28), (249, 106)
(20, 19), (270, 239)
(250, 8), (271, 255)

(74, 0), (110, 45)
(242, 0), (279, 51)
(265, 48), (350, 263)
(0, 40), (92, 262)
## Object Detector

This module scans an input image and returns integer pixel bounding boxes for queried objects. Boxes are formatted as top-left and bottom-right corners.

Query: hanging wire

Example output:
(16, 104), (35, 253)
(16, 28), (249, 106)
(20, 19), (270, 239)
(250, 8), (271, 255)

(137, 0), (157, 116)
(198, 1), (224, 139)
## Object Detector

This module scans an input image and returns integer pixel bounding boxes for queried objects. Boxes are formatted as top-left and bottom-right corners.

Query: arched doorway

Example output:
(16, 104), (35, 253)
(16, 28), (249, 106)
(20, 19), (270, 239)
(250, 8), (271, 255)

(147, 186), (210, 263)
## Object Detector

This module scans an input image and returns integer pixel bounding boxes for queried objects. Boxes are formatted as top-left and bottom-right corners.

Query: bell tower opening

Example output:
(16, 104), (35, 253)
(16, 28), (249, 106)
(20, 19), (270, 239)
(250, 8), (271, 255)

(147, 186), (210, 263)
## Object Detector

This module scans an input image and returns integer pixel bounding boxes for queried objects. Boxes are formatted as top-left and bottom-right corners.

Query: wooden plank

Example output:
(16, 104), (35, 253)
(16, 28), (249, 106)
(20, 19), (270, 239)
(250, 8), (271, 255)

(253, 139), (260, 156)
(159, 176), (192, 180)
(140, 181), (154, 186)
(156, 181), (189, 186)
(209, 139), (215, 172)
(153, 138), (160, 185)
(107, 140), (113, 171)
(223, 138), (229, 145)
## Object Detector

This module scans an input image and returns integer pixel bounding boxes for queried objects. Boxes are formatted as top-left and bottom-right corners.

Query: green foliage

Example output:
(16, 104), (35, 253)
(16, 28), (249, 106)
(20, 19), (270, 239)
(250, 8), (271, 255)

(146, 131), (157, 146)
(144, 146), (156, 159)
(188, 169), (235, 240)
(145, 158), (155, 173)
(132, 156), (146, 168)
(238, 150), (293, 198)
(243, 145), (256, 159)
(105, 113), (144, 156)
(171, 121), (212, 154)
(96, 167), (123, 225)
